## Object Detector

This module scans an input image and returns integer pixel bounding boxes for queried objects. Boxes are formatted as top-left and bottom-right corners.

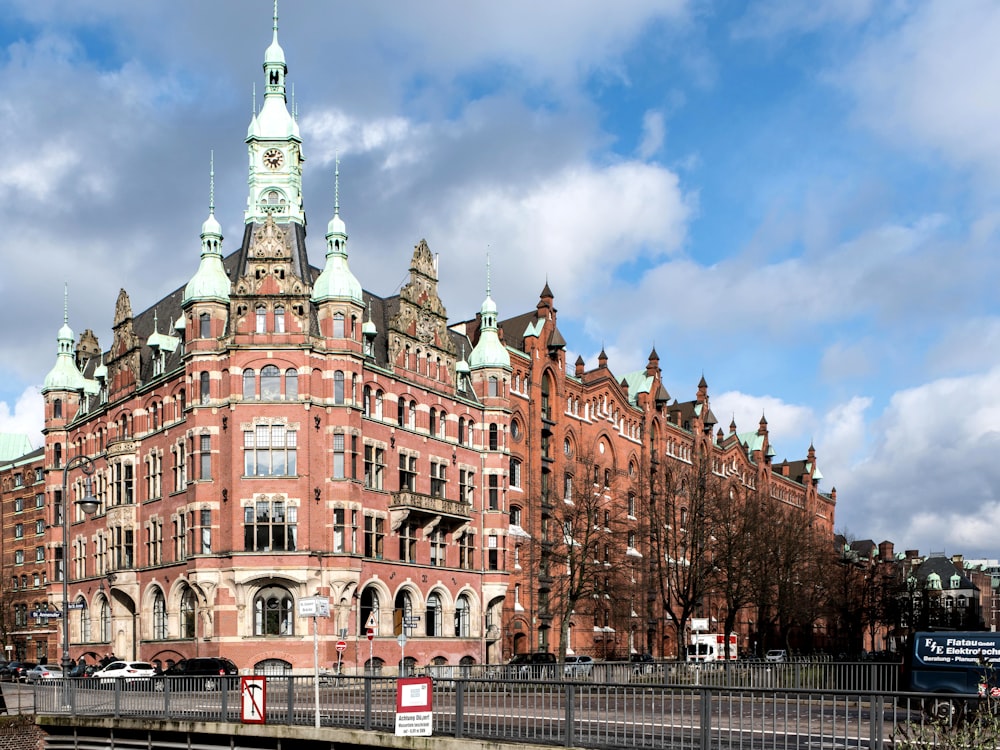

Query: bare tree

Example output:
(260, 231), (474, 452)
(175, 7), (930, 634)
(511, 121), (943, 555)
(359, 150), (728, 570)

(707, 479), (768, 659)
(647, 454), (717, 660)
(532, 452), (631, 661)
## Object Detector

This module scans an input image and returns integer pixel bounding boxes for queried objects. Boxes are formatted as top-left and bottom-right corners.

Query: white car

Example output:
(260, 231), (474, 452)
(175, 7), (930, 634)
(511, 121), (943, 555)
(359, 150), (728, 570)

(563, 655), (595, 678)
(92, 660), (158, 686)
(765, 649), (787, 662)
(26, 664), (64, 682)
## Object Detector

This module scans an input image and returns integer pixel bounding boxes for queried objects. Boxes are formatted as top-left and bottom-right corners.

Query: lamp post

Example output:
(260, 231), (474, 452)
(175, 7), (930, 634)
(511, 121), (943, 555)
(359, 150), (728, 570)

(60, 455), (99, 673)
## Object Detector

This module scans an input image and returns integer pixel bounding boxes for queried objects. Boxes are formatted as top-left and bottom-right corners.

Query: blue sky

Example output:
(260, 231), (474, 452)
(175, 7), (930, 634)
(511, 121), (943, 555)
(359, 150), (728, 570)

(3, 0), (1000, 559)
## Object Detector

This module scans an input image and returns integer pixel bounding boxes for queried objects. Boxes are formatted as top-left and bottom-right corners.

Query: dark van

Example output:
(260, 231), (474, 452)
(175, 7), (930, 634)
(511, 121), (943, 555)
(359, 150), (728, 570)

(903, 631), (1000, 721)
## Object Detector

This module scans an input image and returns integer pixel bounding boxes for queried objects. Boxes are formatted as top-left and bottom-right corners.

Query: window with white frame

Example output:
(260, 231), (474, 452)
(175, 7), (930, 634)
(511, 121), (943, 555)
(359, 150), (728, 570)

(244, 424), (297, 476)
(244, 499), (297, 552)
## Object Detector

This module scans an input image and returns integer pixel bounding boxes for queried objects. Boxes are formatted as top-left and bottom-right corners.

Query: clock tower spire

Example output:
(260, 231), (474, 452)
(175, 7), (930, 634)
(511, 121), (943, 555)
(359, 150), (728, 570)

(245, 0), (305, 227)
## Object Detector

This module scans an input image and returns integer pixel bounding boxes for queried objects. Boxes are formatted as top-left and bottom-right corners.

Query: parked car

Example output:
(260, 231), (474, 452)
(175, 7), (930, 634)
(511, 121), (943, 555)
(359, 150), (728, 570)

(563, 655), (595, 678)
(92, 660), (158, 687)
(68, 663), (97, 678)
(26, 664), (64, 682)
(506, 652), (557, 679)
(2, 661), (38, 682)
(765, 649), (787, 663)
(163, 657), (240, 690)
(630, 652), (656, 674)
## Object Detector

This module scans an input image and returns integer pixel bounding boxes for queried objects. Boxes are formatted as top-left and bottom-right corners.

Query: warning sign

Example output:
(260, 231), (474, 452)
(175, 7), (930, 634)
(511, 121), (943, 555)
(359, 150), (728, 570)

(241, 676), (267, 724)
(395, 676), (432, 737)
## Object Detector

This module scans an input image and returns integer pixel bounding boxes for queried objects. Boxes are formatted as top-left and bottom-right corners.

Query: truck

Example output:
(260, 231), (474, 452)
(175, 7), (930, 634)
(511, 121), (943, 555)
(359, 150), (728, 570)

(903, 631), (1000, 722)
(686, 632), (738, 662)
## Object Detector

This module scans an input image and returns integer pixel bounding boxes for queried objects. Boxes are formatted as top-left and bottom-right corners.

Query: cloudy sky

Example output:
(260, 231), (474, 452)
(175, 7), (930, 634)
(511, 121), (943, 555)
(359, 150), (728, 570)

(2, 0), (1000, 559)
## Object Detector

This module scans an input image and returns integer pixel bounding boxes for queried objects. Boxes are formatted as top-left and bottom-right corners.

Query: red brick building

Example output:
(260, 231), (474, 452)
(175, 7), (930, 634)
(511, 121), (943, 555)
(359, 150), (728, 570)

(36, 8), (835, 673)
(0, 441), (50, 663)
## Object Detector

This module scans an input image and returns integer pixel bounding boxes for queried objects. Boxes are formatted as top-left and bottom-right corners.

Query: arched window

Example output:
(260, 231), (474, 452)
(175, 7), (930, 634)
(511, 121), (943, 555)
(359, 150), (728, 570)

(255, 586), (294, 636)
(285, 369), (298, 399)
(255, 305), (267, 333)
(53, 399), (62, 418)
(509, 458), (521, 489)
(489, 424), (499, 451)
(261, 365), (281, 400)
(199, 312), (211, 339)
(455, 595), (470, 637)
(437, 411), (447, 439)
(394, 590), (413, 636)
(407, 400), (416, 429)
(458, 418), (465, 445)
(180, 587), (196, 638)
(363, 386), (372, 418)
(397, 398), (405, 426)
(274, 305), (286, 333)
(199, 371), (210, 404)
(334, 371), (345, 404)
(488, 375), (499, 397)
(333, 312), (345, 338)
(375, 390), (384, 419)
(243, 369), (256, 400)
(54, 443), (62, 468)
(466, 421), (475, 447)
(78, 599), (90, 643)
(153, 589), (167, 639)
(429, 409), (437, 436)
(100, 599), (111, 642)
(426, 593), (442, 637)
(360, 587), (380, 635)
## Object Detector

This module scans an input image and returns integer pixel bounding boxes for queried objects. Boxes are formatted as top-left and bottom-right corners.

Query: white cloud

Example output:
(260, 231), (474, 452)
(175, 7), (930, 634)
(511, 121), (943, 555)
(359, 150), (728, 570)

(0, 387), (44, 447)
(638, 110), (666, 159)
(833, 367), (1000, 556)
(837, 1), (1000, 177)
(732, 0), (876, 39)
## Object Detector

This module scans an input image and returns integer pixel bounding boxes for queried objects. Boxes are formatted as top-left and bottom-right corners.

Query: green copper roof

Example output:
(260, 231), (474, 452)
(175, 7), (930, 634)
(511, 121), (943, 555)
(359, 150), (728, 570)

(0, 433), (33, 462)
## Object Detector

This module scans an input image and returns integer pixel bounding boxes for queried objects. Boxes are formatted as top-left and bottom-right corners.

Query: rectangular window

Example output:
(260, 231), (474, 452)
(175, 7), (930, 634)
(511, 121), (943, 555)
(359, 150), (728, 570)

(429, 528), (445, 567)
(333, 508), (346, 553)
(399, 454), (417, 492)
(430, 461), (446, 499)
(459, 534), (474, 570)
(244, 425), (298, 477)
(36, 492), (44, 509)
(244, 500), (297, 552)
(399, 523), (418, 563)
(333, 434), (345, 479)
(14, 523), (23, 539)
(364, 444), (385, 489)
(200, 434), (211, 480)
(364, 515), (384, 559)
(509, 458), (521, 489)
(459, 469), (474, 506)
(14, 496), (23, 512)
(487, 534), (499, 570)
(200, 509), (211, 553)
(14, 550), (23, 565)
(488, 474), (499, 511)
(36, 546), (45, 563)
(35, 519), (44, 535)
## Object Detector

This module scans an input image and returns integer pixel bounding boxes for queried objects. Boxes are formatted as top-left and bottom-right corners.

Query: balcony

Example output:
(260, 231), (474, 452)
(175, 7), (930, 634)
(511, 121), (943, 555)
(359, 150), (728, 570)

(390, 490), (471, 522)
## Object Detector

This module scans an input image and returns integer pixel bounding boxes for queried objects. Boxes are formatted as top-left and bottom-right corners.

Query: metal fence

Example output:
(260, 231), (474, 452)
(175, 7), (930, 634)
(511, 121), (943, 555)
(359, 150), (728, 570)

(32, 673), (979, 750)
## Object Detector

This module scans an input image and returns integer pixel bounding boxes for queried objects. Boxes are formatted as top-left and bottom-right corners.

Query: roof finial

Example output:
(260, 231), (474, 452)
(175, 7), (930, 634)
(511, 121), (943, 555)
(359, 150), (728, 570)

(273, 0), (279, 39)
(209, 150), (215, 216)
(486, 250), (492, 298)
(63, 282), (69, 325)
(291, 83), (297, 120)
(334, 151), (340, 215)
(252, 82), (257, 115)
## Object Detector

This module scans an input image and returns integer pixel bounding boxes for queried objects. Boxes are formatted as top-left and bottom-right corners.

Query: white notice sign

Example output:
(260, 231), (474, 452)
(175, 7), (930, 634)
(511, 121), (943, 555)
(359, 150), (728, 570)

(395, 711), (432, 736)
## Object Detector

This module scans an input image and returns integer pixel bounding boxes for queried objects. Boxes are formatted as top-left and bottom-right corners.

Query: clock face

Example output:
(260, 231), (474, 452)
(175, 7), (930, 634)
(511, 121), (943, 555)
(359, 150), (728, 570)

(263, 148), (284, 170)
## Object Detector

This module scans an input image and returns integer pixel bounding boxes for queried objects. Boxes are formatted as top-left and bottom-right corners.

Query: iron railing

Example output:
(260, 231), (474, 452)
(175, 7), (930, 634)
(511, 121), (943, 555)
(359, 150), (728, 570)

(31, 674), (979, 750)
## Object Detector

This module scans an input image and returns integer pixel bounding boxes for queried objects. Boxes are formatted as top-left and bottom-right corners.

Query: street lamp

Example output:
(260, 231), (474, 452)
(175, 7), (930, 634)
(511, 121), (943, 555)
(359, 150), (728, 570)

(60, 455), (99, 673)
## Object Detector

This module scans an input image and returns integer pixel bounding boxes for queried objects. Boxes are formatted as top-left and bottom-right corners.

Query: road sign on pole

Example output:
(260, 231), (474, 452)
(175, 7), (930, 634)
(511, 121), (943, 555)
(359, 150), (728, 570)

(365, 612), (378, 630)
(367, 629), (374, 641)
(336, 640), (347, 653)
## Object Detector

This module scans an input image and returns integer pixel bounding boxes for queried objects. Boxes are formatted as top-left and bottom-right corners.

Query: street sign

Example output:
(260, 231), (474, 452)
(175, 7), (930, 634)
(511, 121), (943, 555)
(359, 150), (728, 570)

(336, 640), (347, 653)
(367, 629), (374, 641)
(297, 596), (330, 618)
(364, 612), (378, 630)
(30, 610), (62, 619)
(67, 602), (85, 610)
(397, 634), (407, 648)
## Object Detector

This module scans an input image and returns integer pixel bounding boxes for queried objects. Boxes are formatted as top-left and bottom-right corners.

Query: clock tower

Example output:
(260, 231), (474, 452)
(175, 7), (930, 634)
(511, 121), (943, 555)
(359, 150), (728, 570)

(245, 1), (304, 227)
